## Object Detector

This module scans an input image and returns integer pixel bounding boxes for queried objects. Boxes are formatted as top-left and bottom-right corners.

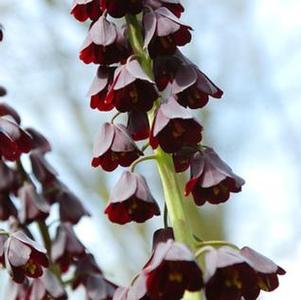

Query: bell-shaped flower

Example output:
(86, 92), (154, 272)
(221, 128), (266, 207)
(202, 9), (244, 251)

(52, 223), (85, 272)
(203, 246), (285, 300)
(0, 103), (21, 124)
(106, 58), (158, 112)
(88, 66), (116, 111)
(26, 128), (51, 153)
(172, 64), (223, 109)
(143, 7), (192, 57)
(92, 123), (143, 172)
(0, 194), (18, 221)
(80, 15), (128, 65)
(150, 97), (203, 153)
(0, 115), (33, 161)
(143, 240), (203, 299)
(185, 148), (245, 205)
(29, 270), (67, 300)
(4, 231), (49, 283)
(105, 171), (160, 224)
(71, 0), (103, 22)
(18, 183), (50, 224)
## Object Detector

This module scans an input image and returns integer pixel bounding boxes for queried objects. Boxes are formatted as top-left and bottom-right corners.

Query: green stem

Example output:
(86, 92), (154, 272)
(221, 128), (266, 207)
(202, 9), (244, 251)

(38, 221), (52, 257)
(130, 155), (157, 172)
(196, 240), (239, 251)
(126, 14), (202, 300)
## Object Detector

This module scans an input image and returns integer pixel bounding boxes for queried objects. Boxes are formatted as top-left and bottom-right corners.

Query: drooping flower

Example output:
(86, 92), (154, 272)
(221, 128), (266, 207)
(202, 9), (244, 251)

(185, 147), (245, 205)
(150, 97), (203, 153)
(105, 171), (160, 224)
(30, 151), (57, 186)
(80, 15), (128, 65)
(0, 103), (21, 124)
(71, 0), (103, 22)
(57, 188), (90, 224)
(127, 111), (150, 141)
(26, 128), (51, 153)
(18, 183), (50, 224)
(143, 7), (192, 57)
(0, 159), (20, 194)
(92, 123), (143, 172)
(105, 58), (158, 112)
(172, 64), (223, 109)
(29, 270), (67, 300)
(88, 66), (116, 111)
(203, 246), (285, 300)
(144, 239), (203, 299)
(52, 223), (85, 272)
(0, 115), (33, 161)
(0, 193), (18, 221)
(172, 146), (198, 173)
(4, 231), (49, 283)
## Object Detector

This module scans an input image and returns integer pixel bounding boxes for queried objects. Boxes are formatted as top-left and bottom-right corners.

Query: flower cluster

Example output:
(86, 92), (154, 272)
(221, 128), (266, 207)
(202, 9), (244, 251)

(0, 27), (117, 297)
(72, 0), (285, 299)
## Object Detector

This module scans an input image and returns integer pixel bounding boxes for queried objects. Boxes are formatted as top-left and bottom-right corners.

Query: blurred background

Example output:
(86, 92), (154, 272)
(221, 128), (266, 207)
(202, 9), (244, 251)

(0, 0), (300, 298)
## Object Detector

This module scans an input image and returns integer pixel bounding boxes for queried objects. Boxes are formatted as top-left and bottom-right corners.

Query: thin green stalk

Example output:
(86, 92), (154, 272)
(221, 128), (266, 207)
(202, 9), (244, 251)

(125, 14), (202, 300)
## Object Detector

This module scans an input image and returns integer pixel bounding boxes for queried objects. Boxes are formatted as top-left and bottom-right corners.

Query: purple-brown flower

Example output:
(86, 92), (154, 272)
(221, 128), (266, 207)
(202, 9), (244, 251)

(92, 123), (143, 172)
(18, 183), (50, 224)
(0, 194), (18, 221)
(80, 15), (128, 65)
(172, 64), (223, 109)
(144, 239), (203, 299)
(144, 7), (192, 57)
(29, 270), (67, 300)
(88, 66), (116, 112)
(0, 115), (33, 161)
(106, 58), (158, 112)
(4, 231), (49, 283)
(150, 97), (203, 153)
(52, 223), (85, 272)
(203, 246), (285, 300)
(105, 171), (160, 224)
(71, 0), (103, 22)
(185, 148), (245, 205)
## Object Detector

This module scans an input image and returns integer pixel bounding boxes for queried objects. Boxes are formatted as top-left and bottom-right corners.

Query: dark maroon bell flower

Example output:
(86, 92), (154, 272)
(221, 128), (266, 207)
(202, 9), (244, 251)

(52, 223), (85, 272)
(145, 0), (184, 18)
(80, 15), (127, 65)
(92, 123), (143, 172)
(105, 171), (160, 224)
(185, 147), (245, 205)
(57, 188), (90, 224)
(29, 270), (67, 300)
(127, 111), (150, 141)
(18, 183), (50, 224)
(203, 246), (285, 300)
(144, 239), (203, 299)
(103, 0), (143, 18)
(71, 0), (103, 22)
(105, 58), (158, 112)
(144, 7), (192, 57)
(172, 64), (223, 109)
(0, 115), (33, 161)
(4, 231), (49, 283)
(150, 97), (203, 153)
(88, 66), (116, 111)
(30, 151), (57, 185)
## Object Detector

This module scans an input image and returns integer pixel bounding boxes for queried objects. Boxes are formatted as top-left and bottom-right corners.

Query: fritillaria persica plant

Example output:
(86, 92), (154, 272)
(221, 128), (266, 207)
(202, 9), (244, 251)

(0, 1), (285, 300)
